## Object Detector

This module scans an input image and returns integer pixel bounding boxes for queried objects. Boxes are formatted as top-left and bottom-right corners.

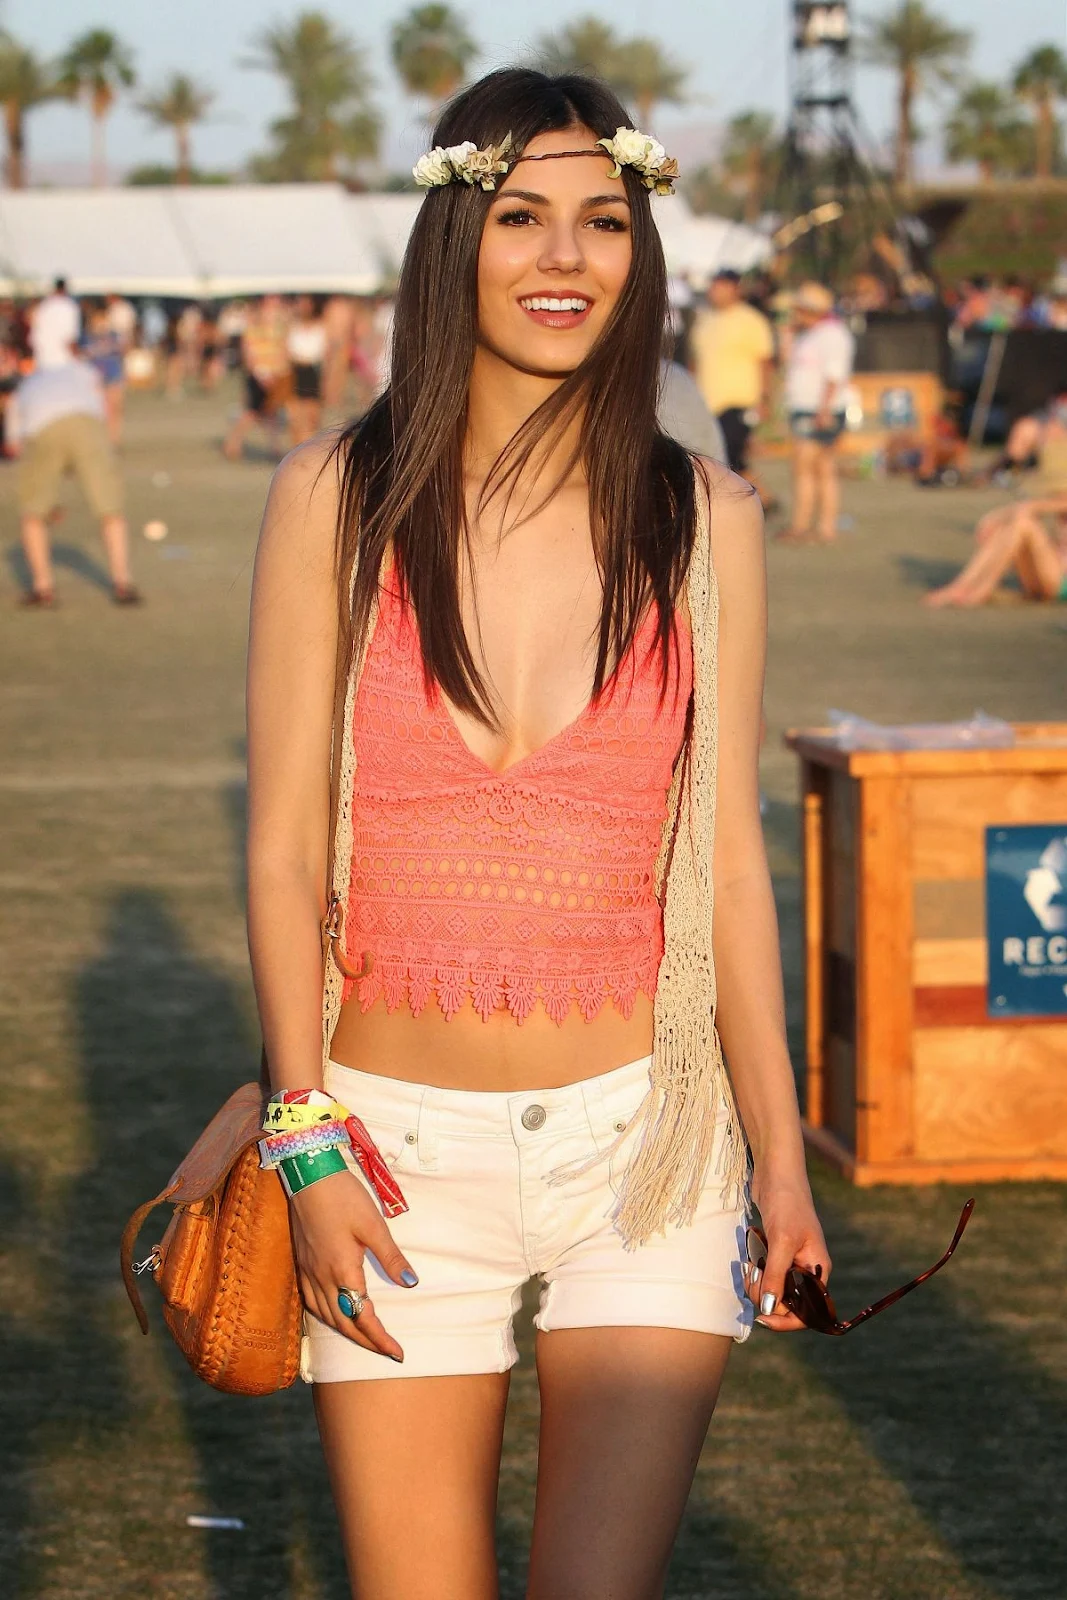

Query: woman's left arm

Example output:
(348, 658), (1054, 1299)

(701, 461), (830, 1330)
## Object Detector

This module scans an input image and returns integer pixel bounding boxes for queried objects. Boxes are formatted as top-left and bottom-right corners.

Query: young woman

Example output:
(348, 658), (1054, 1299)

(778, 282), (855, 545)
(247, 68), (827, 1600)
(286, 294), (328, 444)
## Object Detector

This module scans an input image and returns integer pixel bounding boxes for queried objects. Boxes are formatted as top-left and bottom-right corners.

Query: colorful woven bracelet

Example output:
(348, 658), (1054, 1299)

(258, 1120), (349, 1169)
(277, 1146), (349, 1198)
(262, 1089), (343, 1133)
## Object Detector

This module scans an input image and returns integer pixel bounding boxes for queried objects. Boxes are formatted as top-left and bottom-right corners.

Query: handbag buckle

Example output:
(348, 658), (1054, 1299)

(134, 1247), (163, 1276)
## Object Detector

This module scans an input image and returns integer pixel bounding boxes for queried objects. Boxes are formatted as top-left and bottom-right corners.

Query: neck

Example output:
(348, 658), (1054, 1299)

(465, 342), (585, 497)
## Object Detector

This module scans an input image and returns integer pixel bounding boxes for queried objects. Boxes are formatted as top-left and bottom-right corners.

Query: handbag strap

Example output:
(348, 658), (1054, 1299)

(318, 575), (370, 982)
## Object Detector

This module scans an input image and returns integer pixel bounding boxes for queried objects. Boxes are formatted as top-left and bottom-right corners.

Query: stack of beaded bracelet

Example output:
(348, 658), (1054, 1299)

(259, 1089), (408, 1215)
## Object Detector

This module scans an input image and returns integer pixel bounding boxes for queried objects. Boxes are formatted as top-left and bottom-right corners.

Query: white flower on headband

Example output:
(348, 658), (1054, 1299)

(413, 134), (513, 192)
(597, 127), (680, 194)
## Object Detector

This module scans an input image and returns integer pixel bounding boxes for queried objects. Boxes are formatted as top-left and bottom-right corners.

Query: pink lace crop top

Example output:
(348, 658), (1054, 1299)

(344, 571), (693, 1025)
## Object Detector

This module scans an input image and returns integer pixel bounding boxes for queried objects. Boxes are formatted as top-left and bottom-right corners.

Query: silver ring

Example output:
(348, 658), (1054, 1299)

(337, 1286), (365, 1320)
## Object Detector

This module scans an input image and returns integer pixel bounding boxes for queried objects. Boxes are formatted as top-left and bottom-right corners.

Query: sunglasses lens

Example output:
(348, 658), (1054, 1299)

(785, 1269), (835, 1330)
(746, 1228), (767, 1270)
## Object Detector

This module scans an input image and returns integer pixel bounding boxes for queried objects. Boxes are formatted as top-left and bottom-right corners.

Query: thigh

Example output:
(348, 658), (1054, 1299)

(1013, 513), (1063, 596)
(18, 429), (65, 516)
(528, 1326), (732, 1600)
(316, 1371), (510, 1600)
(69, 418), (123, 517)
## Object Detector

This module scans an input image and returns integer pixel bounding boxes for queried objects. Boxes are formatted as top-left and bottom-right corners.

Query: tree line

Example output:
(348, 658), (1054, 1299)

(0, 3), (1064, 197)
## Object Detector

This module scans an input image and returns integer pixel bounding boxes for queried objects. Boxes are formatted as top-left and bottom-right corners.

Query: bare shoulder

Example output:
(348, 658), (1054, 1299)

(692, 455), (766, 579)
(261, 428), (346, 546)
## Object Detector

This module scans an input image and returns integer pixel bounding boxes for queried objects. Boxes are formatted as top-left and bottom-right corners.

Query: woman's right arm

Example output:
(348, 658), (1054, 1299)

(247, 439), (416, 1361)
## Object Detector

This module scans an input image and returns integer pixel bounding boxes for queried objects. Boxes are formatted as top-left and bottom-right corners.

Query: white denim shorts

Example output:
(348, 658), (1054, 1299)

(301, 1052), (753, 1383)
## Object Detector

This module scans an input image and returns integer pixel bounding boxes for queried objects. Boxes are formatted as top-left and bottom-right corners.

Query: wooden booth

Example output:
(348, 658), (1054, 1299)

(786, 724), (1067, 1186)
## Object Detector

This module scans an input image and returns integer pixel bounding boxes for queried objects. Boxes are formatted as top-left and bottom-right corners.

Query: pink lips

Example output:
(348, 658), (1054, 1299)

(520, 299), (593, 330)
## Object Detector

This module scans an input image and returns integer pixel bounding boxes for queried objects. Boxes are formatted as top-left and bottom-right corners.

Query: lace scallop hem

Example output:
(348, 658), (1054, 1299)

(344, 958), (659, 1025)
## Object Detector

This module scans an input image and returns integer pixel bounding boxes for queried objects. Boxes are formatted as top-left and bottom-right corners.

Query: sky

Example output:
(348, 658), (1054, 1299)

(7, 0), (1067, 185)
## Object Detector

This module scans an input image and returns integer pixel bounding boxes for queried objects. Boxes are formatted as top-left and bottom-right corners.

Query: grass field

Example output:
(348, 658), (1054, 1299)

(2, 387), (1066, 1600)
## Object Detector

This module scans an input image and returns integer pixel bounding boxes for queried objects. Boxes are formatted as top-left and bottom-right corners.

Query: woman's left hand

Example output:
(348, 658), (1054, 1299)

(744, 1171), (831, 1332)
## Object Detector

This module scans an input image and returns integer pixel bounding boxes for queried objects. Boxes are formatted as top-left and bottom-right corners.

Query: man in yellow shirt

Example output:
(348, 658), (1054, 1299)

(689, 270), (775, 489)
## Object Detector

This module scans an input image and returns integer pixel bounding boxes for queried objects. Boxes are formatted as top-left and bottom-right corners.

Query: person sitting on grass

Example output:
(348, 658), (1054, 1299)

(924, 398), (1067, 607)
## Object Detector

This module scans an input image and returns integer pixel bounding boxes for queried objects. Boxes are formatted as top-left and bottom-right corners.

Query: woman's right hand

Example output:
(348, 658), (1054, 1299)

(288, 1171), (419, 1362)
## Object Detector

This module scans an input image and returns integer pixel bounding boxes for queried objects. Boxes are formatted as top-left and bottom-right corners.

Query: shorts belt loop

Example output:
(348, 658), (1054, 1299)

(580, 1075), (614, 1154)
(417, 1089), (440, 1170)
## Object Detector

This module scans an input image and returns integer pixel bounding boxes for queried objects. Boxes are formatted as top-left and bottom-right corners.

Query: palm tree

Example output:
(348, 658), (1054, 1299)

(721, 110), (781, 222)
(858, 1), (970, 184)
(0, 38), (61, 188)
(244, 11), (379, 181)
(945, 81), (1027, 182)
(1013, 44), (1067, 179)
(139, 73), (215, 184)
(58, 28), (136, 186)
(606, 37), (687, 129)
(537, 17), (620, 81)
(390, 5), (476, 114)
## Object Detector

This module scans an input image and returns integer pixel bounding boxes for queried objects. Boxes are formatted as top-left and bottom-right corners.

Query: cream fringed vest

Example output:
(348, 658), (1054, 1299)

(320, 487), (748, 1247)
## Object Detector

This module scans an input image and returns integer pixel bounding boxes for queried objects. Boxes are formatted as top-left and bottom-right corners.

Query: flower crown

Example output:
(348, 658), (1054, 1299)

(412, 126), (679, 195)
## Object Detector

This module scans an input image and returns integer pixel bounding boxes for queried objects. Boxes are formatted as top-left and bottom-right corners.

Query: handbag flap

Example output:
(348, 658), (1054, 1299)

(167, 1082), (266, 1204)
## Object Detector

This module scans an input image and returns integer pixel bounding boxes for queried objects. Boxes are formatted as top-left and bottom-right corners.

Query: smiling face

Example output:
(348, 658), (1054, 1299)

(475, 126), (633, 379)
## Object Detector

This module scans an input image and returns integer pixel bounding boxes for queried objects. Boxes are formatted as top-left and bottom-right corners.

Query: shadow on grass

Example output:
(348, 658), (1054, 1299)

(72, 887), (348, 1599)
(3, 537), (113, 596)
(800, 1170), (1067, 1597)
(894, 555), (966, 593)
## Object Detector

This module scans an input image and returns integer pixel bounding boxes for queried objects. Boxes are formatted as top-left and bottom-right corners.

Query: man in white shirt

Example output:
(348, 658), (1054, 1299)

(780, 282), (855, 544)
(29, 278), (81, 370)
(8, 357), (140, 607)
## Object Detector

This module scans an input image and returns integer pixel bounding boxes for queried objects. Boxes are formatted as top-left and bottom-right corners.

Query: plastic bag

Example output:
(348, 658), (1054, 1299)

(826, 709), (1015, 752)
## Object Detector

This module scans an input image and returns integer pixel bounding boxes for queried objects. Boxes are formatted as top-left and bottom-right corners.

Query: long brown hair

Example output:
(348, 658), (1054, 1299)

(334, 67), (699, 724)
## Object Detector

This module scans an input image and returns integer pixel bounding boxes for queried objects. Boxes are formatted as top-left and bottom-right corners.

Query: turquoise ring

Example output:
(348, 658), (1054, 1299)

(337, 1287), (366, 1320)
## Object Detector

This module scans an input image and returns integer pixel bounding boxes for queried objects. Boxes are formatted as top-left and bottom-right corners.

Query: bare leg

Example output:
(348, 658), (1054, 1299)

(222, 409), (257, 461)
(527, 1327), (733, 1600)
(315, 1373), (510, 1600)
(783, 438), (819, 539)
(20, 514), (54, 595)
(924, 509), (1062, 606)
(105, 385), (123, 446)
(815, 442), (841, 541)
(99, 515), (132, 589)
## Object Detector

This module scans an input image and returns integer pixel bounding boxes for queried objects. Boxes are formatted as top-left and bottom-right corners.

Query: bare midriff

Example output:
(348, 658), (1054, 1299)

(329, 989), (654, 1091)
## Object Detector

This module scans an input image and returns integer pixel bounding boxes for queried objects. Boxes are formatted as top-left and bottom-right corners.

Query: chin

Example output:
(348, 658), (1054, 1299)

(481, 330), (595, 380)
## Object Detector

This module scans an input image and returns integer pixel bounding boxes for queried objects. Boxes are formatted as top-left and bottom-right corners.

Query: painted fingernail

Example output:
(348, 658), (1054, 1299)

(750, 1266), (762, 1286)
(400, 1269), (419, 1287)
(390, 1352), (404, 1363)
(760, 1291), (777, 1316)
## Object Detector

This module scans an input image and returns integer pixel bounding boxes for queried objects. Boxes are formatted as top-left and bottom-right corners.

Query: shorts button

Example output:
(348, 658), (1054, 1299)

(404, 1131), (417, 1145)
(521, 1103), (547, 1131)
(614, 1120), (627, 1133)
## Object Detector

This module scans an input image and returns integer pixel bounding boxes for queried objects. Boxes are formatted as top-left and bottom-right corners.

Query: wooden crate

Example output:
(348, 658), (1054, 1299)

(786, 723), (1067, 1185)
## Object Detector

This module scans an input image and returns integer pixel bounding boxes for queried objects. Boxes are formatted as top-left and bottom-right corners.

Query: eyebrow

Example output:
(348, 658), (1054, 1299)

(492, 189), (630, 209)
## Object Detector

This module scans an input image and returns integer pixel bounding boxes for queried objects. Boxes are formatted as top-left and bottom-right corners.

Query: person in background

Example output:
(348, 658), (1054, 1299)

(779, 282), (855, 545)
(217, 299), (249, 371)
(29, 277), (81, 369)
(322, 294), (356, 408)
(81, 299), (126, 444)
(1029, 272), (1067, 332)
(286, 294), (327, 444)
(106, 293), (138, 352)
(688, 269), (775, 502)
(199, 305), (225, 392)
(7, 355), (140, 608)
(223, 294), (290, 460)
(924, 394), (1067, 607)
(657, 349), (726, 463)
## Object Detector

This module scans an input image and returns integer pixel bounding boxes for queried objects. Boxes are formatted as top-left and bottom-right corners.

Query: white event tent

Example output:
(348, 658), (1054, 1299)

(0, 184), (768, 299)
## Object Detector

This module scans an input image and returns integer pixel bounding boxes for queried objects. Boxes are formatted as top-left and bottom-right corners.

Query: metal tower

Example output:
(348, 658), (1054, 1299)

(774, 1), (895, 283)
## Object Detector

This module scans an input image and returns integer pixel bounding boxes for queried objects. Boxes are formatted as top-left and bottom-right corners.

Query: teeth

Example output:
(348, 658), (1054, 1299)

(521, 296), (589, 312)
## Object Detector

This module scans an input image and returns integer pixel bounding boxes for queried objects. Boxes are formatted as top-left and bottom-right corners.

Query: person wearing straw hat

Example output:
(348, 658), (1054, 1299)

(778, 281), (855, 545)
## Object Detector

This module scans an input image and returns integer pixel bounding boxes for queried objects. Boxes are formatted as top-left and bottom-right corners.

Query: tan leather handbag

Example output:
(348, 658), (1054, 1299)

(120, 644), (367, 1396)
(120, 1080), (303, 1395)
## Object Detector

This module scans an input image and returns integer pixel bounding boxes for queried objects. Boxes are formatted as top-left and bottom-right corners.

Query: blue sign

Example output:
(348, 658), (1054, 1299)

(986, 825), (1067, 1018)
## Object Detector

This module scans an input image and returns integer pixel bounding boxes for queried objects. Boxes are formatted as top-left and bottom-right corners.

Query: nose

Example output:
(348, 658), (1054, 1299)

(536, 217), (585, 276)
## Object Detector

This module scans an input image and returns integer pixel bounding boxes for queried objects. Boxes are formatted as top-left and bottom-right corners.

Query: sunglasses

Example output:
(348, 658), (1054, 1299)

(746, 1198), (975, 1335)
